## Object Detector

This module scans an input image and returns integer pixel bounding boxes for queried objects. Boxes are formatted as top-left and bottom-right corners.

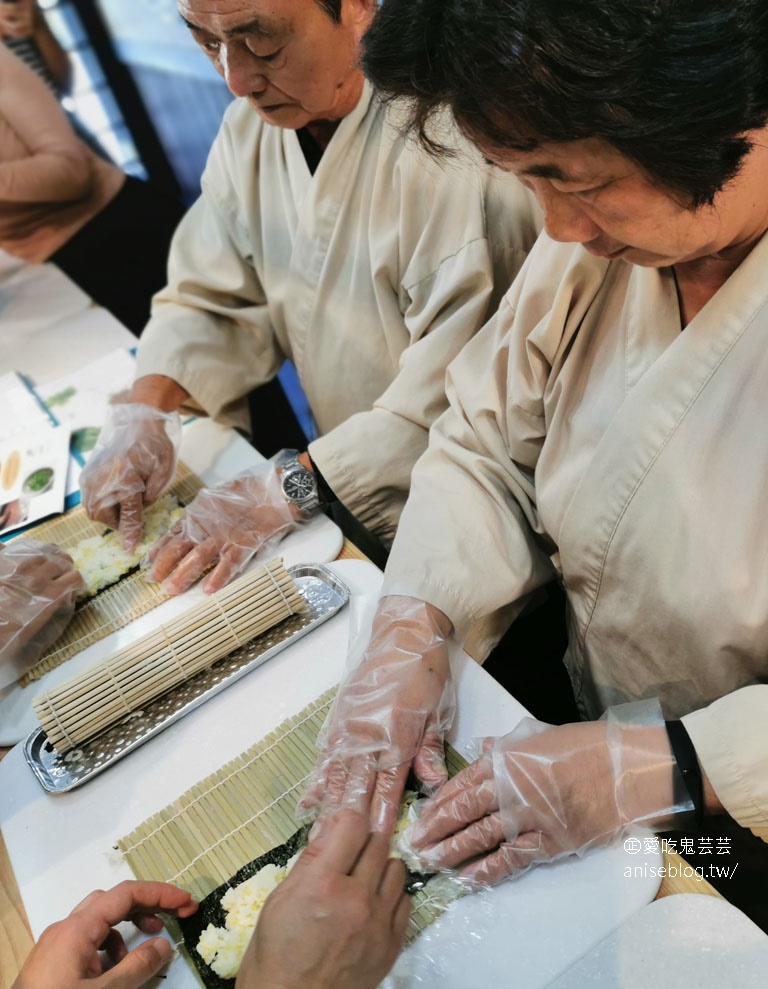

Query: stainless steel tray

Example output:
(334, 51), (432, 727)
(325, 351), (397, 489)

(24, 563), (348, 793)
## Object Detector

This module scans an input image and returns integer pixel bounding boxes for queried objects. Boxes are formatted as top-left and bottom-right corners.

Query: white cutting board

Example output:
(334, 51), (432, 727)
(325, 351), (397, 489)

(0, 417), (342, 744)
(548, 894), (768, 988)
(1, 559), (660, 987)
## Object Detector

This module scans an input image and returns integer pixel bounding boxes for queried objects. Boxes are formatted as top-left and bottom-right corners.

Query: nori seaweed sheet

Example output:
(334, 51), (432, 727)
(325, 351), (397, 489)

(178, 824), (312, 989)
(176, 797), (433, 987)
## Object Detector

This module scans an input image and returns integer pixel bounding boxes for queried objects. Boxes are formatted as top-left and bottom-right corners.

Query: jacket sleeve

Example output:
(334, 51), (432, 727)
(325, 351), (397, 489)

(380, 237), (583, 641)
(0, 46), (91, 204)
(683, 685), (768, 839)
(309, 165), (541, 546)
(136, 116), (283, 433)
(309, 238), (512, 546)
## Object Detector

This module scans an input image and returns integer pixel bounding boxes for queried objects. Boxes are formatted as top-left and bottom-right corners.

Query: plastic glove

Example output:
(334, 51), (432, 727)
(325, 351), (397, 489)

(80, 403), (181, 552)
(147, 458), (299, 596)
(236, 811), (409, 989)
(401, 700), (692, 887)
(0, 538), (84, 687)
(11, 880), (197, 989)
(299, 596), (455, 832)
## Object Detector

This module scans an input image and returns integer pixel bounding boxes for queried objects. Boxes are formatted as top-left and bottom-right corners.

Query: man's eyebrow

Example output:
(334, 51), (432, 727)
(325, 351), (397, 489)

(180, 15), (278, 40)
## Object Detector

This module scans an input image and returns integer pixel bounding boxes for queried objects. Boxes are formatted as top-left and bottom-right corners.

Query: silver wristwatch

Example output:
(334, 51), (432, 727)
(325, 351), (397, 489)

(275, 449), (320, 517)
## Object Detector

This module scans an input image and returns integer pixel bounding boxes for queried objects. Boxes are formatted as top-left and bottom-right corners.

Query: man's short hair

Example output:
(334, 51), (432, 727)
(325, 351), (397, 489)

(362, 0), (768, 207)
(317, 0), (342, 22)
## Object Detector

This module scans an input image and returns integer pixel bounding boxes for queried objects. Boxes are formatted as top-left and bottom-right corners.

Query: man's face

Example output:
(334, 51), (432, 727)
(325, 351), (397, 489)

(179, 0), (369, 128)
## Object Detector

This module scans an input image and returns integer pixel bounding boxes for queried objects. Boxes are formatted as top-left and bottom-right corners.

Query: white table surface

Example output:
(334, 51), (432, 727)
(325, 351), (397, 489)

(548, 894), (768, 988)
(0, 559), (662, 988)
(0, 416), (342, 744)
(0, 261), (132, 384)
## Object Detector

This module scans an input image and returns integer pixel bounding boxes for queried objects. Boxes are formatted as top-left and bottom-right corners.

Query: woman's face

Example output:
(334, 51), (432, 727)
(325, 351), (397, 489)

(482, 135), (768, 269)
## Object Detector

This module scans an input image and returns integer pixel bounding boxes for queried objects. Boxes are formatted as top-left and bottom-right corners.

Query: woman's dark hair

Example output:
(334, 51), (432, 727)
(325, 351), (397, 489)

(362, 0), (768, 206)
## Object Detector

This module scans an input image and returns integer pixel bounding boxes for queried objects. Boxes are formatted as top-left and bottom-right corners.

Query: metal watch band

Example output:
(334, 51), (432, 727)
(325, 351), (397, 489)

(276, 451), (320, 516)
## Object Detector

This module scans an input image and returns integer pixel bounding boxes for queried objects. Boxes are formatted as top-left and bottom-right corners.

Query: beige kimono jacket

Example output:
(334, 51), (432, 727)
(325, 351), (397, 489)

(384, 231), (768, 834)
(136, 83), (540, 545)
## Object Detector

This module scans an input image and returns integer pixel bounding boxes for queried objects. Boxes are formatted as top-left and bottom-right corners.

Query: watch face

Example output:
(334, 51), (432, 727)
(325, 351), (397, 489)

(283, 467), (316, 502)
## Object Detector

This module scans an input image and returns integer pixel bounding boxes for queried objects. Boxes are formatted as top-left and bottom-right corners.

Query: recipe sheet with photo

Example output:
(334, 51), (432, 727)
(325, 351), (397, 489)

(0, 422), (71, 536)
(37, 348), (137, 496)
(0, 371), (52, 443)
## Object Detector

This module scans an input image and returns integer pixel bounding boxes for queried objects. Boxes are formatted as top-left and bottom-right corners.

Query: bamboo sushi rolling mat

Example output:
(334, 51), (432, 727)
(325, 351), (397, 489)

(118, 687), (468, 945)
(12, 463), (204, 685)
(33, 558), (307, 753)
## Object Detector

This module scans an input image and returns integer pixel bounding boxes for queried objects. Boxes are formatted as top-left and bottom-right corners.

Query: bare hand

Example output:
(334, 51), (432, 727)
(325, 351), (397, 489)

(0, 0), (35, 39)
(236, 811), (410, 989)
(12, 880), (197, 989)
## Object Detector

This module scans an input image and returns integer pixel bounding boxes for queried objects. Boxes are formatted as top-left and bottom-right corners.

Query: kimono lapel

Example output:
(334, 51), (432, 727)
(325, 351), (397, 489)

(558, 231), (768, 640)
(283, 83), (375, 377)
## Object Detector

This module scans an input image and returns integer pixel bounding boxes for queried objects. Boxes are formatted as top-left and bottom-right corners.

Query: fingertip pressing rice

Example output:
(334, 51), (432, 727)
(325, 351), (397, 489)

(69, 493), (184, 598)
(194, 795), (424, 979)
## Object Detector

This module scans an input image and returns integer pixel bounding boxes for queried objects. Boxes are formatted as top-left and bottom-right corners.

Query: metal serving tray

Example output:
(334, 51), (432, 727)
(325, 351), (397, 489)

(24, 564), (348, 794)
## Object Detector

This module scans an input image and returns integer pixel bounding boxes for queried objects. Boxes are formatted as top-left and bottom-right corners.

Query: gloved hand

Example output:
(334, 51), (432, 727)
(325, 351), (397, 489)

(298, 596), (455, 832)
(147, 458), (300, 596)
(80, 404), (181, 552)
(0, 538), (84, 686)
(401, 700), (692, 887)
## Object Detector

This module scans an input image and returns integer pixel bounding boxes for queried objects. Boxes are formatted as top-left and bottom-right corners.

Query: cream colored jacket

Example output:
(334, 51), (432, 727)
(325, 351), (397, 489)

(384, 231), (768, 835)
(136, 84), (541, 545)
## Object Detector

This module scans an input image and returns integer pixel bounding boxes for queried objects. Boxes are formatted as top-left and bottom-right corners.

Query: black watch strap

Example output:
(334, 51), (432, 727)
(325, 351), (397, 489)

(308, 453), (337, 506)
(665, 719), (704, 829)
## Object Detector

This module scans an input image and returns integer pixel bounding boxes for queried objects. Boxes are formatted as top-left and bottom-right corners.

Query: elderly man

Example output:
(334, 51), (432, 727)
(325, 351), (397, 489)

(80, 0), (540, 595)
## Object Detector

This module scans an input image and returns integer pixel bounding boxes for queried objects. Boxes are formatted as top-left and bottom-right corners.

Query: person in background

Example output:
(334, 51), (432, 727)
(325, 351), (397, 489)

(301, 0), (768, 923)
(11, 812), (408, 989)
(78, 0), (542, 588)
(0, 0), (69, 91)
(0, 0), (115, 157)
(0, 537), (82, 687)
(0, 44), (185, 335)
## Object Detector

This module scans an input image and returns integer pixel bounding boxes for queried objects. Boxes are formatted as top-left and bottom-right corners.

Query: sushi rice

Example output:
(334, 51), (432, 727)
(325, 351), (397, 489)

(195, 792), (423, 979)
(196, 853), (301, 979)
(69, 493), (184, 598)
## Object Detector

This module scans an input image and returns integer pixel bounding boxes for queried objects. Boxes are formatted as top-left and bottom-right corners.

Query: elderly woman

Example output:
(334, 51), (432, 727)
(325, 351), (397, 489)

(302, 0), (768, 912)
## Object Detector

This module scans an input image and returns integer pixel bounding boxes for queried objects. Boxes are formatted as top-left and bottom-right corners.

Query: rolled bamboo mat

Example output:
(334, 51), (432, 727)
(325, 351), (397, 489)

(15, 463), (203, 685)
(34, 559), (307, 753)
(117, 688), (468, 945)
